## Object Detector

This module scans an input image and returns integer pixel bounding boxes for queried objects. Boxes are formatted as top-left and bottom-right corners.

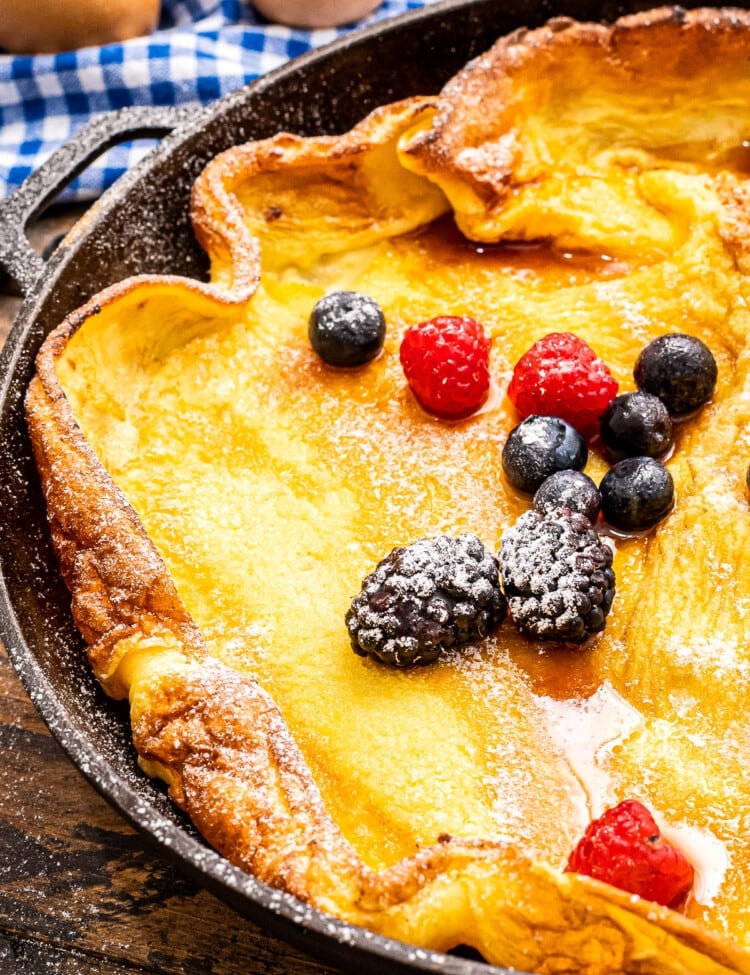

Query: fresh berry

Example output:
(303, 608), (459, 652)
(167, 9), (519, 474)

(502, 415), (588, 494)
(346, 534), (506, 667)
(599, 391), (674, 461)
(309, 290), (386, 367)
(499, 507), (615, 643)
(565, 799), (694, 908)
(634, 333), (717, 415)
(508, 332), (618, 438)
(534, 470), (601, 523)
(399, 316), (491, 418)
(599, 457), (674, 532)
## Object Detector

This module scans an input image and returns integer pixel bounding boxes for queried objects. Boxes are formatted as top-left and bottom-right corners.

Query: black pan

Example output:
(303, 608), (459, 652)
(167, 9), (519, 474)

(0, 1), (711, 971)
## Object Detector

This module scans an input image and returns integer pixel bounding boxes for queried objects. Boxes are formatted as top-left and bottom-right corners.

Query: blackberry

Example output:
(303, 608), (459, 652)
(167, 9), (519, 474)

(534, 470), (601, 523)
(502, 415), (588, 494)
(309, 290), (386, 367)
(599, 456), (674, 531)
(346, 534), (506, 667)
(499, 507), (615, 644)
(599, 391), (674, 460)
(634, 333), (717, 415)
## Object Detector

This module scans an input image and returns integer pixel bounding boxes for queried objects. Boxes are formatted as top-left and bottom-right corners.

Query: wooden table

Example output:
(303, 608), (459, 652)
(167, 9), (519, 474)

(0, 208), (340, 975)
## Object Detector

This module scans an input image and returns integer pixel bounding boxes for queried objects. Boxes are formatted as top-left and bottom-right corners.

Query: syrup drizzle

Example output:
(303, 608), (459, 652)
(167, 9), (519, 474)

(658, 819), (730, 907)
(537, 681), (644, 827)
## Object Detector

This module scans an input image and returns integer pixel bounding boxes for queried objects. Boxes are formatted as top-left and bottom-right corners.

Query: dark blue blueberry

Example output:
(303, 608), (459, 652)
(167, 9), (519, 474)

(309, 291), (386, 367)
(599, 456), (674, 531)
(634, 333), (717, 415)
(599, 391), (674, 461)
(502, 415), (588, 495)
(533, 470), (601, 522)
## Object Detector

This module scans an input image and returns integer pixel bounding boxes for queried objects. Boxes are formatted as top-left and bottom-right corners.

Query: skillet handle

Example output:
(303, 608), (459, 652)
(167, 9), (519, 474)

(0, 104), (197, 297)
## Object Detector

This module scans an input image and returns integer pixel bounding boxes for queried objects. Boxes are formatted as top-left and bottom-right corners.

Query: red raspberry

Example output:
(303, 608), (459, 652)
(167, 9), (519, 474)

(400, 316), (491, 419)
(565, 799), (694, 908)
(508, 332), (618, 438)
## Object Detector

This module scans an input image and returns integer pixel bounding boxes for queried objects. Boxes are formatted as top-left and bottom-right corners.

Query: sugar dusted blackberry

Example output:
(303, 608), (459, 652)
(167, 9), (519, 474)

(346, 534), (506, 667)
(499, 507), (615, 644)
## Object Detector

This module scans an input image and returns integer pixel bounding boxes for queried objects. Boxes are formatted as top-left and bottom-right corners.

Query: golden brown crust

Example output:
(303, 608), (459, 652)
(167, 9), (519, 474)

(190, 96), (448, 282)
(130, 659), (366, 909)
(23, 11), (750, 974)
(26, 363), (204, 690)
(399, 7), (750, 254)
(25, 270), (262, 693)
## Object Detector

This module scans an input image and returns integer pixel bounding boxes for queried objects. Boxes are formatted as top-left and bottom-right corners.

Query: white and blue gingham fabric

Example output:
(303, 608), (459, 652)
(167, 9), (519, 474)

(0, 0), (437, 201)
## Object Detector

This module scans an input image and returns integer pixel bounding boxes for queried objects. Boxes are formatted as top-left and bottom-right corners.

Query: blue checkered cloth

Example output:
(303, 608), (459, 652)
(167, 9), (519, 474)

(0, 0), (437, 201)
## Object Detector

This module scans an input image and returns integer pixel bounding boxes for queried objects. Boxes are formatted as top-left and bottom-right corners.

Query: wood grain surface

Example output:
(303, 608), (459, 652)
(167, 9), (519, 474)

(0, 208), (341, 975)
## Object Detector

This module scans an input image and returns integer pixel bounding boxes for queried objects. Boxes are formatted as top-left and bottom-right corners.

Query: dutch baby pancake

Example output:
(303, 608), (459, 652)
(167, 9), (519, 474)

(25, 7), (750, 973)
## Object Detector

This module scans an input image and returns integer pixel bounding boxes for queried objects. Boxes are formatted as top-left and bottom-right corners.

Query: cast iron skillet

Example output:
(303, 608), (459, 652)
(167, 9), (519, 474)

(0, 0), (715, 971)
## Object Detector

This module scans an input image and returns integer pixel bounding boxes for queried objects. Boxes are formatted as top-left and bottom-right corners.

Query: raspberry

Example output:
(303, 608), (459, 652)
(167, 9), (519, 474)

(400, 316), (491, 419)
(565, 799), (694, 908)
(508, 332), (618, 438)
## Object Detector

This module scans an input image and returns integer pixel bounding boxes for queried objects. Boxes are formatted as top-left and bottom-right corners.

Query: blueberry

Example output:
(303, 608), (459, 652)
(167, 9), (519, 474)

(502, 415), (588, 494)
(634, 333), (717, 415)
(599, 391), (674, 460)
(599, 457), (674, 531)
(533, 470), (601, 522)
(309, 291), (386, 367)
